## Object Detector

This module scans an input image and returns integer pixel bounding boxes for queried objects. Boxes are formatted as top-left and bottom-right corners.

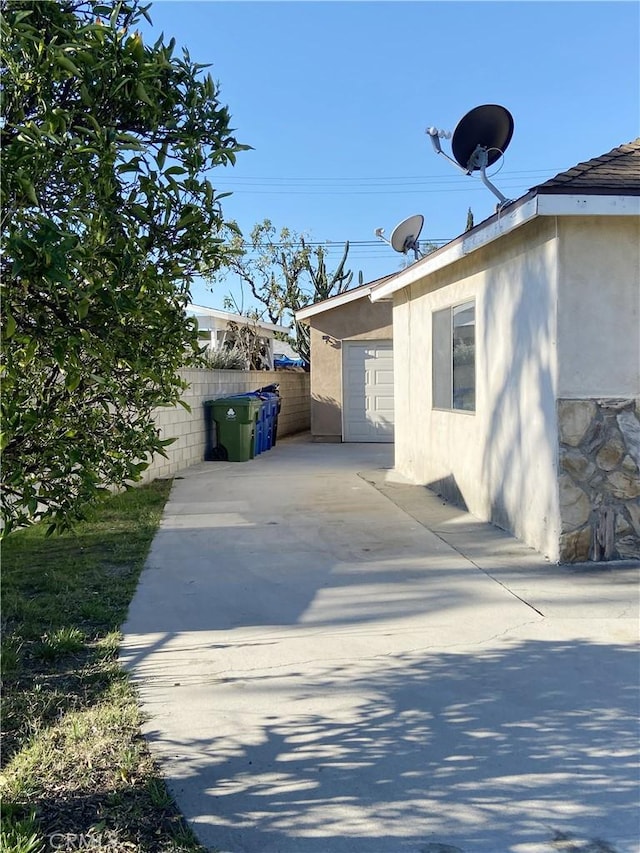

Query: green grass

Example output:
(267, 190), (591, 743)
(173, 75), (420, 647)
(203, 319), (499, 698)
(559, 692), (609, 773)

(0, 481), (208, 852)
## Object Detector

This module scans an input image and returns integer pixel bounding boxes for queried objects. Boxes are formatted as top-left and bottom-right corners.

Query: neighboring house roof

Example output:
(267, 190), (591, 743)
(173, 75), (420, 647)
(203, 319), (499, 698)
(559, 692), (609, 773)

(187, 303), (290, 335)
(370, 139), (640, 302)
(273, 340), (301, 359)
(294, 275), (395, 322)
(533, 139), (640, 195)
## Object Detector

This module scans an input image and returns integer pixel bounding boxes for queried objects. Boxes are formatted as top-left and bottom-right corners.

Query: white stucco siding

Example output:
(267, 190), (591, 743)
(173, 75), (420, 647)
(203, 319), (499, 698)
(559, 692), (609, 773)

(556, 216), (640, 398)
(393, 219), (562, 560)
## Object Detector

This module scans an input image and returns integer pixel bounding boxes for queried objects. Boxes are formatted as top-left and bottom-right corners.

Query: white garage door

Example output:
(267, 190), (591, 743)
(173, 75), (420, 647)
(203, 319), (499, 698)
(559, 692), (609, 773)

(342, 341), (394, 442)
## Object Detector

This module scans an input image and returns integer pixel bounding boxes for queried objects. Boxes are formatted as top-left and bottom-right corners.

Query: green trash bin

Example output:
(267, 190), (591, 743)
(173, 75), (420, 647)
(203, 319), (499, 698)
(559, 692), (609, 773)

(205, 397), (262, 462)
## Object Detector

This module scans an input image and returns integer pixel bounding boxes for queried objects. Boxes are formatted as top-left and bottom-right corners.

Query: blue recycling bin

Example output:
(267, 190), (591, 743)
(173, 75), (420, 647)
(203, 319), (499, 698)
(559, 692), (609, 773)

(261, 393), (277, 449)
(253, 415), (264, 456)
(259, 391), (281, 449)
(255, 394), (271, 452)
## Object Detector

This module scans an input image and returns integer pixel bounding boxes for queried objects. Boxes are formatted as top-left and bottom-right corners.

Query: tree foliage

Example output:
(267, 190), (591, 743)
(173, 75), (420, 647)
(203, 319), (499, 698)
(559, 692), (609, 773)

(0, 0), (248, 534)
(220, 219), (356, 367)
(225, 318), (272, 370)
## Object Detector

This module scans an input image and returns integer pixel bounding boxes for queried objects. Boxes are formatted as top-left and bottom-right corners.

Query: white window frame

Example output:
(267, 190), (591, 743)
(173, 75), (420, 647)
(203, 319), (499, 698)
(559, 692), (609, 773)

(432, 299), (476, 413)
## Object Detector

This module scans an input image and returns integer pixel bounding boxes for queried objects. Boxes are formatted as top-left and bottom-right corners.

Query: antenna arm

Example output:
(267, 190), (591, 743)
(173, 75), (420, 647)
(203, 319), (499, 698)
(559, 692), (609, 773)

(426, 127), (468, 174)
(437, 149), (470, 175)
(469, 144), (513, 209)
(426, 128), (443, 154)
(478, 161), (512, 208)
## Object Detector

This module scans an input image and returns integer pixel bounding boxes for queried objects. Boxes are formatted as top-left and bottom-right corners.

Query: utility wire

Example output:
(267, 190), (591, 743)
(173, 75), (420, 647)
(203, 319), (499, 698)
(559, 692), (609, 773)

(218, 168), (558, 184)
(219, 182), (543, 196)
(216, 167), (556, 196)
(236, 239), (451, 247)
(236, 239), (451, 250)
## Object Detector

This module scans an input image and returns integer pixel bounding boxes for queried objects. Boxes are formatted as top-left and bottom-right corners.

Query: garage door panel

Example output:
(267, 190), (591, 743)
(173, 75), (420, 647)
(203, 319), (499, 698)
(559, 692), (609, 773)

(373, 396), (394, 413)
(343, 341), (394, 442)
(373, 369), (394, 385)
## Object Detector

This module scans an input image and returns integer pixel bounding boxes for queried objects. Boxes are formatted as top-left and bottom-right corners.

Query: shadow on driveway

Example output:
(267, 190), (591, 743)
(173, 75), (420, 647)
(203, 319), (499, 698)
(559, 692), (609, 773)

(121, 438), (640, 853)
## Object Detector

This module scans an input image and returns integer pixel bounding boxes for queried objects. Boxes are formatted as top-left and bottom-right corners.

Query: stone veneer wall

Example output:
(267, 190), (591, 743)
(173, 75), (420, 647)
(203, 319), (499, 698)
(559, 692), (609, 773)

(139, 369), (310, 484)
(558, 398), (640, 562)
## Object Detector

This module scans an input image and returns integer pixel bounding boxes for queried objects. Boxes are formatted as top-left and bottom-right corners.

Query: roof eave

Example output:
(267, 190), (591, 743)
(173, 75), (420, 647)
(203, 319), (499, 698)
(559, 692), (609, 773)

(370, 191), (640, 302)
(295, 291), (370, 323)
(295, 284), (373, 322)
(188, 304), (290, 335)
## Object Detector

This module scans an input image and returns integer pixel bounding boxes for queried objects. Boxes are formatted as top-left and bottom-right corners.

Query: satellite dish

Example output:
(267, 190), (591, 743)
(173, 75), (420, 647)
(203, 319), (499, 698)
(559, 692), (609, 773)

(426, 104), (515, 210)
(390, 214), (424, 258)
(451, 104), (514, 172)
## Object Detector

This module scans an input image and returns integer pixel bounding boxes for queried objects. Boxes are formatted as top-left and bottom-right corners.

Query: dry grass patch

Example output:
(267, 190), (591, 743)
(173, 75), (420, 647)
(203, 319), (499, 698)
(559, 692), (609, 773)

(1, 481), (210, 852)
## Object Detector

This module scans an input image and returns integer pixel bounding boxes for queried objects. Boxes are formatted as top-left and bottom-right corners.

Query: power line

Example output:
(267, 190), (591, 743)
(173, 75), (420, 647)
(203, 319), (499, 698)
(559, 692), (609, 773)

(218, 168), (558, 184)
(214, 167), (558, 200)
(219, 180), (544, 197)
(233, 244), (453, 263)
(237, 239), (451, 247)
(223, 187), (526, 196)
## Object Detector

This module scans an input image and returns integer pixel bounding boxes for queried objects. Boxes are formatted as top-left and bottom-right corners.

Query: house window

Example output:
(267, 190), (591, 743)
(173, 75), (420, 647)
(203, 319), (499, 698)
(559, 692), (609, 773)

(432, 300), (475, 412)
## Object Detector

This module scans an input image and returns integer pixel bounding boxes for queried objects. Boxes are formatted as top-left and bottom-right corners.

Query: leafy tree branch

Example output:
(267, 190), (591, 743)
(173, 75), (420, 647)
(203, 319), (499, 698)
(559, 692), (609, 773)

(216, 219), (358, 366)
(1, 0), (249, 534)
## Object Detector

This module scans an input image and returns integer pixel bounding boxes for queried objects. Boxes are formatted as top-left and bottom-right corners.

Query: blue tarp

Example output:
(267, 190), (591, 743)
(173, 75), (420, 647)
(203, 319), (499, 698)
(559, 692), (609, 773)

(274, 355), (305, 368)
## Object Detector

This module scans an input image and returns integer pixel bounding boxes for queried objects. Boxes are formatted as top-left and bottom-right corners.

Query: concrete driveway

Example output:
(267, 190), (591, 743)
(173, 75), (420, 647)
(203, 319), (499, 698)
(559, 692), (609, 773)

(120, 435), (639, 853)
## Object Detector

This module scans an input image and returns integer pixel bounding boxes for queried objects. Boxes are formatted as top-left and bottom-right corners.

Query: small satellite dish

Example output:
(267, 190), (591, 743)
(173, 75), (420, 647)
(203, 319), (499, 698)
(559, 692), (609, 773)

(451, 104), (514, 173)
(390, 214), (424, 258)
(426, 104), (515, 210)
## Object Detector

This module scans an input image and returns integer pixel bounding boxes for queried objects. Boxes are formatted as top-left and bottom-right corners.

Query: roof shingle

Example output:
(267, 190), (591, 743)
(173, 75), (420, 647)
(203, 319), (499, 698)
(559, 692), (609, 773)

(532, 139), (640, 195)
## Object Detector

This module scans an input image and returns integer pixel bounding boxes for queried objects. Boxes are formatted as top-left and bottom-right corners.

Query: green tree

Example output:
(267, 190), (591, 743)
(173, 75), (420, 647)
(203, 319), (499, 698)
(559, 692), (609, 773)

(220, 219), (356, 366)
(0, 0), (248, 534)
(225, 317), (272, 370)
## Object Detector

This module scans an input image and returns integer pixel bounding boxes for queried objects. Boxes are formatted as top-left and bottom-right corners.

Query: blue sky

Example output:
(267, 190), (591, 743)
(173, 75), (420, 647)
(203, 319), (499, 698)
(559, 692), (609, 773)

(141, 1), (639, 313)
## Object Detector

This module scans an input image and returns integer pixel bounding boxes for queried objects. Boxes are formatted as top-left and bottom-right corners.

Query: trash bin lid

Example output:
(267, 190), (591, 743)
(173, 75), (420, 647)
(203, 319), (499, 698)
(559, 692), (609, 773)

(206, 395), (261, 405)
(206, 396), (262, 415)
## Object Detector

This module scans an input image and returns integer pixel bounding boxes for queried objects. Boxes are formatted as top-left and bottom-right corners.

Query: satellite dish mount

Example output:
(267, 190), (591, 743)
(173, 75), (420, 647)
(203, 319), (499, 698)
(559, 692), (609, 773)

(426, 104), (515, 210)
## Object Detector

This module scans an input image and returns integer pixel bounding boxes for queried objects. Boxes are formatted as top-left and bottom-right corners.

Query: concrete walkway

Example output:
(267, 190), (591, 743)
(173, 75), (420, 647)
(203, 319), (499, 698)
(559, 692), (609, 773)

(120, 436), (640, 853)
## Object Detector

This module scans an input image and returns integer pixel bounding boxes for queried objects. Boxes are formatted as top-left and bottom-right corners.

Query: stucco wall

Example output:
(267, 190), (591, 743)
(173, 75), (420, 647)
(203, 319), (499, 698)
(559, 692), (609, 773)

(308, 298), (392, 441)
(393, 218), (562, 560)
(553, 216), (640, 560)
(394, 213), (640, 562)
(557, 216), (640, 397)
(140, 369), (310, 482)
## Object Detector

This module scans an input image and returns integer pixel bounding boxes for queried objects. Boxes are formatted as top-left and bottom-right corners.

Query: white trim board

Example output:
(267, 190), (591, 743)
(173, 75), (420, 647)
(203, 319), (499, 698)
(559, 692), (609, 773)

(370, 193), (640, 302)
(295, 285), (374, 321)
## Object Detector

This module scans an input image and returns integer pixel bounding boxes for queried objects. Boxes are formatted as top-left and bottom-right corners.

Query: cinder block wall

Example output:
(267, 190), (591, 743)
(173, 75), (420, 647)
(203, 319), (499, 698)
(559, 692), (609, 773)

(140, 369), (310, 483)
(275, 370), (313, 437)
